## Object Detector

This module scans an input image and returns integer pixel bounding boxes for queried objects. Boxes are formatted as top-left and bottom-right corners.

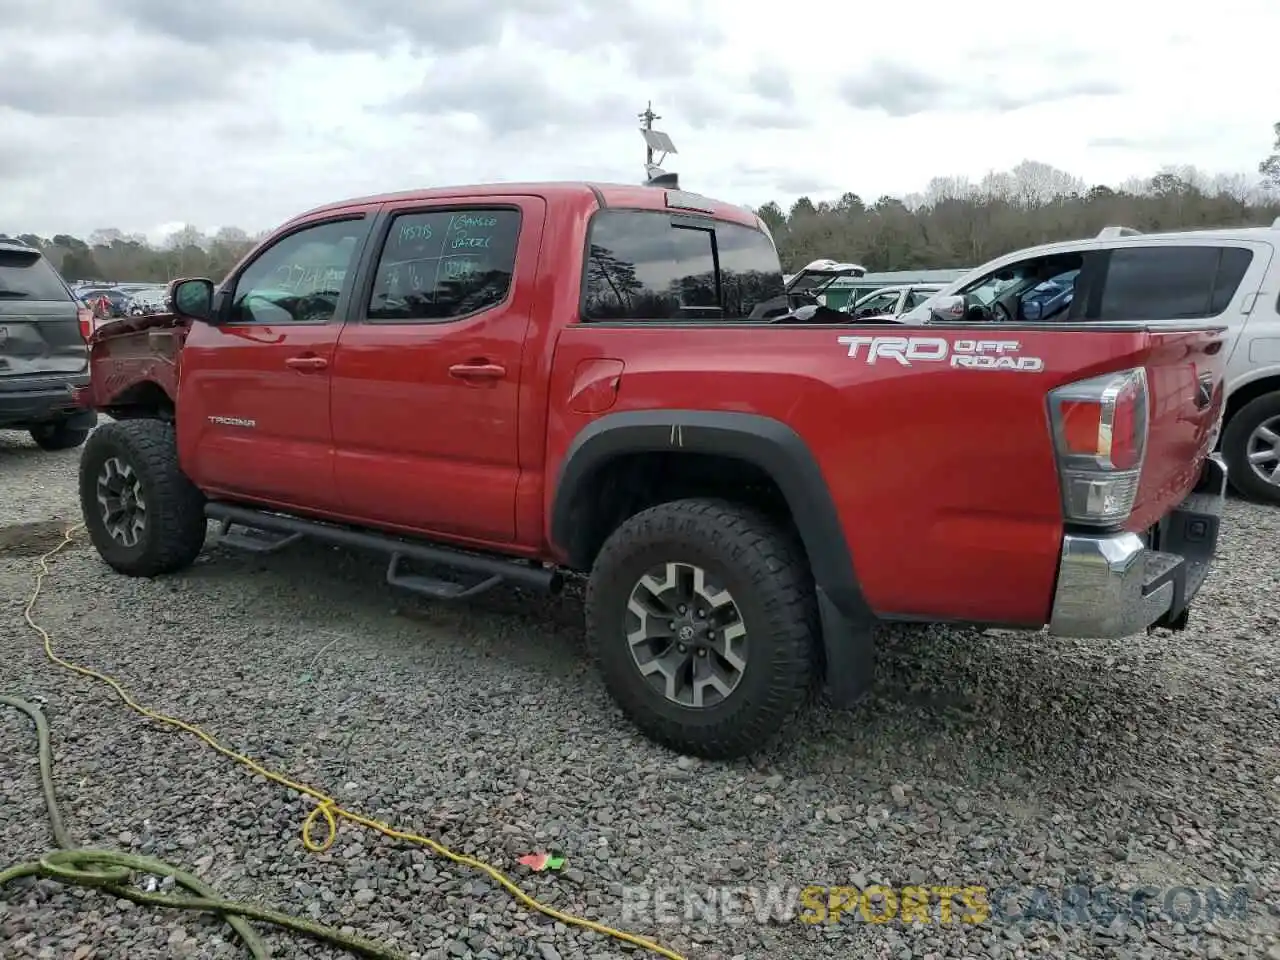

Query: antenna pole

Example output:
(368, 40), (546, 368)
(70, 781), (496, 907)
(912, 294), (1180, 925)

(639, 101), (660, 167)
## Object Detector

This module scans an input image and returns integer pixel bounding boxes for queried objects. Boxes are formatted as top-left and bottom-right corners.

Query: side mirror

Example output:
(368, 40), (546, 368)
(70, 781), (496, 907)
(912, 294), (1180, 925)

(928, 294), (966, 322)
(169, 278), (216, 322)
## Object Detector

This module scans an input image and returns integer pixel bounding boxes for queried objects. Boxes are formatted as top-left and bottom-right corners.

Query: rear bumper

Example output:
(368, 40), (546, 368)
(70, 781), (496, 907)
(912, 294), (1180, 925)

(1048, 454), (1227, 638)
(0, 374), (94, 428)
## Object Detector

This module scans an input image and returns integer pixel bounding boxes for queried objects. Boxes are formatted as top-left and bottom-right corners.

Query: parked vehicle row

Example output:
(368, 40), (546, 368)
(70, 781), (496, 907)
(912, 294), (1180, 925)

(0, 240), (97, 450)
(72, 281), (170, 319)
(72, 180), (1229, 757)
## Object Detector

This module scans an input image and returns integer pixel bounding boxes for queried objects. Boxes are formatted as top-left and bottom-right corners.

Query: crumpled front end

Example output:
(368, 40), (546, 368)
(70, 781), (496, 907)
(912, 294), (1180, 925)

(72, 313), (187, 412)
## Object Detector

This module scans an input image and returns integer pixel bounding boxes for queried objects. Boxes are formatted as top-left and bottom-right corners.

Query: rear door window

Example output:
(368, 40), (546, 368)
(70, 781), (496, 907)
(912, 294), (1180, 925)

(581, 210), (783, 321)
(367, 208), (522, 322)
(1096, 245), (1253, 321)
(0, 249), (72, 302)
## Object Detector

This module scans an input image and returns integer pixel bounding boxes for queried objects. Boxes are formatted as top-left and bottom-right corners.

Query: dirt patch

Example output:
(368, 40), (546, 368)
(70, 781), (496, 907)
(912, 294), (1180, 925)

(0, 520), (77, 557)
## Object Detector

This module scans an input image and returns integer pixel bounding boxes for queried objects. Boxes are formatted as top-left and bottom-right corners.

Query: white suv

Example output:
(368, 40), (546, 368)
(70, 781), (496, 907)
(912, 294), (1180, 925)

(900, 221), (1280, 505)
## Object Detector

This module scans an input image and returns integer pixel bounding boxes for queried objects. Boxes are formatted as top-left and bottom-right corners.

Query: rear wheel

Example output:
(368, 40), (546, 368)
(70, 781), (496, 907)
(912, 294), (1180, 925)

(585, 498), (818, 759)
(1222, 392), (1280, 505)
(30, 419), (90, 451)
(79, 419), (207, 576)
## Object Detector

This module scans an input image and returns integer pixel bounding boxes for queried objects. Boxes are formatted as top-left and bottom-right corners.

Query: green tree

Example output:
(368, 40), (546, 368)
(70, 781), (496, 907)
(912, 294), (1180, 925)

(1260, 122), (1280, 189)
(60, 250), (102, 281)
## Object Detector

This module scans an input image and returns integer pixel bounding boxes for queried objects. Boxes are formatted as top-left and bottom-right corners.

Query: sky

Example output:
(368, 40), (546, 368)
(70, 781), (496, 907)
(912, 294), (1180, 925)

(2, 0), (1279, 244)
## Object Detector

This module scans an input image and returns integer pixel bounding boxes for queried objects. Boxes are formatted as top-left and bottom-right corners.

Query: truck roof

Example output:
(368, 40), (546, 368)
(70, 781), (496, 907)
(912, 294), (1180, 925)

(295, 181), (763, 230)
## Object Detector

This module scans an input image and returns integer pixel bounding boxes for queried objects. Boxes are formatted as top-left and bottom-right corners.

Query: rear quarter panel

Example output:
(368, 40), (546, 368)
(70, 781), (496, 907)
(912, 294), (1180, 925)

(547, 324), (1179, 626)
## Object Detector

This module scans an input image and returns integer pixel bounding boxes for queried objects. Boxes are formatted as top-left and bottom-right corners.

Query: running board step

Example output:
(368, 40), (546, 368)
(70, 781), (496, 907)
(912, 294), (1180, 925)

(386, 553), (502, 600)
(215, 520), (304, 554)
(203, 502), (562, 598)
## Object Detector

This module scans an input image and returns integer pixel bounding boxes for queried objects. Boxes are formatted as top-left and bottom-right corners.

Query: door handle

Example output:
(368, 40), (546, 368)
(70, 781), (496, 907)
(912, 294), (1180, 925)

(448, 362), (506, 381)
(286, 355), (328, 372)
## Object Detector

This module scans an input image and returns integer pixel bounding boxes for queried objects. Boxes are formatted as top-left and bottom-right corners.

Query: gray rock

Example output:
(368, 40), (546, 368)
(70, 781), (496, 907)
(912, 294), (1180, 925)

(3, 437), (1278, 960)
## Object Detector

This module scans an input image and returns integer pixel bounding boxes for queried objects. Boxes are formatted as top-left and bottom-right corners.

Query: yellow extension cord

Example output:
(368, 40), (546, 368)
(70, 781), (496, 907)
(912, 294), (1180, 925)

(16, 523), (689, 960)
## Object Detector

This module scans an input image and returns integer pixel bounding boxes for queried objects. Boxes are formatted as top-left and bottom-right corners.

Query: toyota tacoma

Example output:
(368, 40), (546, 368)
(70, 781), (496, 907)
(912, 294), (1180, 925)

(72, 181), (1229, 758)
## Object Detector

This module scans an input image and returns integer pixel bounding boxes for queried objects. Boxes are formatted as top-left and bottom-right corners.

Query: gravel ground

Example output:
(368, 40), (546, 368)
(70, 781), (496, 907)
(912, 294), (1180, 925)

(1, 428), (1279, 960)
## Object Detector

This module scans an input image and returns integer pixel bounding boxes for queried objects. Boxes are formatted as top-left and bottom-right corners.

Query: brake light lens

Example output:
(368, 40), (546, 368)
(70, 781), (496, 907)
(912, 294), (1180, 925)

(76, 305), (94, 342)
(1048, 367), (1148, 526)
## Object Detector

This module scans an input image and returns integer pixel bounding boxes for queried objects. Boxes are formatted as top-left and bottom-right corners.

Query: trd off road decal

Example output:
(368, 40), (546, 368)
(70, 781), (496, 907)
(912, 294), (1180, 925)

(836, 335), (1044, 372)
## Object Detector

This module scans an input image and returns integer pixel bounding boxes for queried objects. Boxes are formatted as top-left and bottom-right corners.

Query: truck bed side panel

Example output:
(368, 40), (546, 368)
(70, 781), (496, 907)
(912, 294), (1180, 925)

(547, 324), (1197, 626)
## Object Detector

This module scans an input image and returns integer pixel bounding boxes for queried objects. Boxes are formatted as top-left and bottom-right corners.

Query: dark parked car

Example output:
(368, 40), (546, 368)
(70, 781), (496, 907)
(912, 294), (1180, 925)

(79, 287), (130, 318)
(0, 241), (97, 450)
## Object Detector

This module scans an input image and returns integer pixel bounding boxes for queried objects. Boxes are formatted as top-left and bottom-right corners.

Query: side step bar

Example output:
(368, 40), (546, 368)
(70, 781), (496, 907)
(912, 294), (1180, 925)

(205, 503), (563, 601)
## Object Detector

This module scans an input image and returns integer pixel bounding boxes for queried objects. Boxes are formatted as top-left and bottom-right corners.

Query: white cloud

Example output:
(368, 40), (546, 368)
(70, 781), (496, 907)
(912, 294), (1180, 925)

(1, 0), (1277, 238)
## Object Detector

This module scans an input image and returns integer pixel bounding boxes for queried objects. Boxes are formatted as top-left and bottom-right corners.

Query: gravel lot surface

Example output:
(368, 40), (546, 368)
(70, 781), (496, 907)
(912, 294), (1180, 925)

(2, 428), (1279, 960)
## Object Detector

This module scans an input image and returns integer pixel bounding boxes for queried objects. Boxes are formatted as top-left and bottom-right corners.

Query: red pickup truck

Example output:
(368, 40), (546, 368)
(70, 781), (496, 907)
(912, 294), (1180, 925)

(74, 181), (1229, 759)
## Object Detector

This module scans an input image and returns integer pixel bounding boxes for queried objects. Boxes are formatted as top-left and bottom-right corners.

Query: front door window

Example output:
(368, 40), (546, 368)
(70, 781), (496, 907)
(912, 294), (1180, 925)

(228, 219), (367, 325)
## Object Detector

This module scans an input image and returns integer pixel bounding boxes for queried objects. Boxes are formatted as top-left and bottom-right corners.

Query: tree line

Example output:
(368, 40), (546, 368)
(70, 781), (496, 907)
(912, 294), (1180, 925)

(0, 225), (263, 285)
(759, 160), (1280, 273)
(7, 126), (1280, 282)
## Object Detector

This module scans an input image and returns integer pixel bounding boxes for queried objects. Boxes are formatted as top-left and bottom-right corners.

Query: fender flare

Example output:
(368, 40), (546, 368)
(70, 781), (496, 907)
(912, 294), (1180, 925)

(551, 409), (876, 703)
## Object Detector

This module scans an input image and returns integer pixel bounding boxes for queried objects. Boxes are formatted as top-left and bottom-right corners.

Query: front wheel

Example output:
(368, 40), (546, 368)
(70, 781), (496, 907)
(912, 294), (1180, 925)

(585, 498), (818, 759)
(1221, 392), (1280, 505)
(78, 419), (208, 576)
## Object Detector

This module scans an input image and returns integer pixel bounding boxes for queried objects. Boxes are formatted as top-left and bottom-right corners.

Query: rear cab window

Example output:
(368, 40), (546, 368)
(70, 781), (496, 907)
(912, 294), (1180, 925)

(581, 210), (784, 321)
(0, 247), (72, 302)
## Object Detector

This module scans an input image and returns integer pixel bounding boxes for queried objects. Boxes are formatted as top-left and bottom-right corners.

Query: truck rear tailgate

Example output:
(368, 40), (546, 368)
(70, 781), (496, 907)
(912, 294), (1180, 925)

(1125, 325), (1228, 535)
(1047, 322), (1229, 638)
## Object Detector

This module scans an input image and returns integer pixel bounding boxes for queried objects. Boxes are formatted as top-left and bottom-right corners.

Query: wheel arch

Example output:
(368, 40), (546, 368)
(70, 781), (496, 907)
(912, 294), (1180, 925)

(100, 379), (175, 421)
(1223, 372), (1280, 439)
(550, 410), (875, 633)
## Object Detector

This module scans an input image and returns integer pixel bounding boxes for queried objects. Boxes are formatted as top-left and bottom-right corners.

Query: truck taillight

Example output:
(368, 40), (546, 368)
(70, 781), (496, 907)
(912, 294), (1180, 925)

(77, 306), (93, 342)
(1048, 367), (1148, 526)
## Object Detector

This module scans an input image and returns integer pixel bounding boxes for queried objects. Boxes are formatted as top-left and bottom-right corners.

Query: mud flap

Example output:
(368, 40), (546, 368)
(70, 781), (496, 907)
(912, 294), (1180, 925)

(817, 587), (875, 707)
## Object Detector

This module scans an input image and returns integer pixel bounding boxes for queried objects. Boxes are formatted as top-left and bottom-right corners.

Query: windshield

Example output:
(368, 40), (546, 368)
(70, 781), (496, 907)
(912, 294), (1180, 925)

(0, 249), (72, 301)
(848, 289), (901, 315)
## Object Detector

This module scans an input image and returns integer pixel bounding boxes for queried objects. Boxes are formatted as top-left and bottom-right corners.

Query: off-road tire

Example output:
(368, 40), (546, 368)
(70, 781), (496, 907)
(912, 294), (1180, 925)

(585, 497), (818, 759)
(79, 419), (207, 576)
(30, 419), (90, 451)
(1221, 392), (1280, 506)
